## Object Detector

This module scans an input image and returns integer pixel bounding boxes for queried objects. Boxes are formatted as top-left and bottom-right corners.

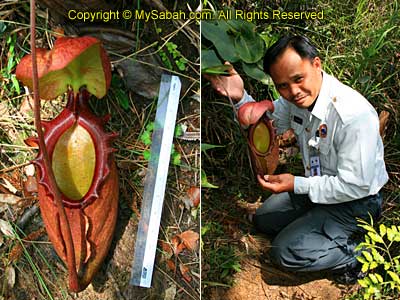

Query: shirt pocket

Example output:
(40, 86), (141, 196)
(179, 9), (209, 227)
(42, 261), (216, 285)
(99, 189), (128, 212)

(290, 120), (304, 136)
(319, 139), (336, 174)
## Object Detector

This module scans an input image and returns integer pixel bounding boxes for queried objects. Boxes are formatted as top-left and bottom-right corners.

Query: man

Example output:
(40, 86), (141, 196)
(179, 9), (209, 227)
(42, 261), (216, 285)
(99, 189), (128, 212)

(206, 35), (388, 281)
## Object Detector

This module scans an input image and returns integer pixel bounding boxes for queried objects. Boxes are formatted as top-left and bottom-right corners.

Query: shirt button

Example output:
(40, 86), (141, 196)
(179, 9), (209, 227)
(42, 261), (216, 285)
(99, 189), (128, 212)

(332, 97), (337, 102)
(305, 127), (311, 132)
(306, 165), (311, 170)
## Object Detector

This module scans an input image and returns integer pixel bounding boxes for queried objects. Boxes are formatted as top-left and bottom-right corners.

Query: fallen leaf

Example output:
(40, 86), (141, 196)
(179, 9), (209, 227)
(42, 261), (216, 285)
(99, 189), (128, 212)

(182, 186), (200, 210)
(0, 233), (3, 247)
(179, 264), (192, 283)
(171, 236), (185, 256)
(187, 187), (200, 208)
(1, 178), (17, 194)
(0, 219), (14, 237)
(166, 259), (176, 272)
(164, 284), (177, 300)
(0, 194), (21, 205)
(178, 230), (199, 252)
(159, 240), (173, 259)
(6, 265), (16, 288)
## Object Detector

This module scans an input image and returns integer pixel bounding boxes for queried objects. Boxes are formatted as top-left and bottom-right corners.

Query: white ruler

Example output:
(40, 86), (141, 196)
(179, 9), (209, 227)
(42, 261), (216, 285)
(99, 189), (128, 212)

(130, 74), (181, 288)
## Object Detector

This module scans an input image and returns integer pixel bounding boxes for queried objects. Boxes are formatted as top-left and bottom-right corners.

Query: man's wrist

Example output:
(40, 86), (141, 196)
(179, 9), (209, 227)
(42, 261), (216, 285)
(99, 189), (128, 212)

(234, 90), (255, 110)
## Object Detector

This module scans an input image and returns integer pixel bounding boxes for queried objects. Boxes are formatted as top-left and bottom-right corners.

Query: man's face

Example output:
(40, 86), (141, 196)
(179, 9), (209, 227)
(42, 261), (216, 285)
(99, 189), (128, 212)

(269, 47), (322, 109)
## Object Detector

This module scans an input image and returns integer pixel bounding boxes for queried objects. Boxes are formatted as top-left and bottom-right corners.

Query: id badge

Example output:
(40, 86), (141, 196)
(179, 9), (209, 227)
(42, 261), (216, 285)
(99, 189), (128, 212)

(310, 155), (321, 176)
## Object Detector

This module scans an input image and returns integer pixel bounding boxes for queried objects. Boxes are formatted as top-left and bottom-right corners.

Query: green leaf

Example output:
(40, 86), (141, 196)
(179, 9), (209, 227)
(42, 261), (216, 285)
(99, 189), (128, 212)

(201, 49), (223, 70)
(363, 251), (373, 262)
(384, 262), (391, 270)
(201, 143), (225, 152)
(387, 228), (394, 241)
(140, 131), (152, 145)
(357, 256), (367, 264)
(202, 65), (232, 75)
(172, 153), (181, 165)
(241, 61), (270, 85)
(146, 122), (154, 132)
(114, 88), (129, 110)
(201, 21), (239, 62)
(379, 224), (387, 237)
(11, 75), (20, 94)
(358, 278), (369, 288)
(369, 273), (378, 284)
(371, 248), (385, 264)
(234, 29), (265, 63)
(361, 263), (369, 273)
(369, 261), (378, 270)
(201, 169), (218, 188)
(359, 224), (375, 232)
(143, 149), (151, 160)
(387, 271), (400, 284)
(368, 232), (384, 244)
(174, 124), (183, 137)
(375, 273), (383, 283)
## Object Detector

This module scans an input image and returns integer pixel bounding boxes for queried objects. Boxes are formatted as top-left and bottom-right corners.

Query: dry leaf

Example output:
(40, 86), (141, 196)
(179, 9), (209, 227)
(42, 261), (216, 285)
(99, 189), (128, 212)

(178, 230), (199, 252)
(187, 187), (200, 208)
(0, 219), (14, 237)
(182, 186), (200, 210)
(0, 233), (3, 247)
(6, 265), (16, 288)
(179, 264), (192, 283)
(159, 240), (173, 259)
(171, 236), (186, 256)
(166, 259), (176, 272)
(164, 284), (177, 300)
(1, 178), (17, 194)
(0, 194), (21, 205)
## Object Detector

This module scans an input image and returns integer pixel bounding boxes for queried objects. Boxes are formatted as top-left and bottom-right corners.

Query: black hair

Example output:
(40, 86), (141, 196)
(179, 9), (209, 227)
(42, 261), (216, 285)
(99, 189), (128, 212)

(263, 35), (319, 75)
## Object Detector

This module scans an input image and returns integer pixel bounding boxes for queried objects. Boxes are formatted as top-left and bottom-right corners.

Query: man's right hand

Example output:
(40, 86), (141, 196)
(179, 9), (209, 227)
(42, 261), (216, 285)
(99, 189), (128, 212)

(203, 62), (244, 102)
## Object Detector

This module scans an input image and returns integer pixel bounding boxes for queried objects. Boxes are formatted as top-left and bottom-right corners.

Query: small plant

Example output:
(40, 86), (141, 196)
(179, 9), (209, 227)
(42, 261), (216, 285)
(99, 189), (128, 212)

(354, 217), (400, 299)
(1, 33), (21, 95)
(159, 41), (188, 71)
(139, 122), (182, 165)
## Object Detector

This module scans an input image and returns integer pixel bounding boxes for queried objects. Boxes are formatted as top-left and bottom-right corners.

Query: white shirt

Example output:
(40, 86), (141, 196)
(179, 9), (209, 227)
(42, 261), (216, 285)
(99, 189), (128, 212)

(236, 71), (388, 204)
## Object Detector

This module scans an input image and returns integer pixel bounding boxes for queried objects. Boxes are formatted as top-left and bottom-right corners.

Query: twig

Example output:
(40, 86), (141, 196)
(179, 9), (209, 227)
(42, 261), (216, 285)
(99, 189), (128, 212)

(16, 204), (39, 229)
(30, 0), (79, 291)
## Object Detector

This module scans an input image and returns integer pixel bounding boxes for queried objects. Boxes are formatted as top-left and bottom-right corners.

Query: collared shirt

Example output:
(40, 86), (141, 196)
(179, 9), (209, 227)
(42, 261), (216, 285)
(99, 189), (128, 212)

(236, 71), (388, 204)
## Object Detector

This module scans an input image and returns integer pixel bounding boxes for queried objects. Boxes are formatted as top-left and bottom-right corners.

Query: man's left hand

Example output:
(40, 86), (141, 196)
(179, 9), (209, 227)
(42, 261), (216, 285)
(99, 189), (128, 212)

(257, 174), (295, 193)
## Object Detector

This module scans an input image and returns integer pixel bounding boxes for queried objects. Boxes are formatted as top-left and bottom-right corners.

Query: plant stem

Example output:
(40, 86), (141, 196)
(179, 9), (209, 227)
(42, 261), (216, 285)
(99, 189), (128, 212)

(30, 0), (80, 291)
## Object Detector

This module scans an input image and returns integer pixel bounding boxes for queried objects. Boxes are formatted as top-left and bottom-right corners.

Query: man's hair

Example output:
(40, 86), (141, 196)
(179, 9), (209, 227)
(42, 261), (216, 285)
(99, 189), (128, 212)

(263, 35), (319, 75)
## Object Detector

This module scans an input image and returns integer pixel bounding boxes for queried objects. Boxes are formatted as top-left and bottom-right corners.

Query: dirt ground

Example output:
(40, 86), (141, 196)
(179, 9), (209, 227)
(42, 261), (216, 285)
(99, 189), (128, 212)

(206, 235), (355, 300)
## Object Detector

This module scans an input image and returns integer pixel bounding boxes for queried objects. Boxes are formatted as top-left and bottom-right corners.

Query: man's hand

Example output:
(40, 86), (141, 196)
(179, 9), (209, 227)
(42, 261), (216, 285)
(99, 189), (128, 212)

(257, 174), (295, 193)
(203, 62), (244, 102)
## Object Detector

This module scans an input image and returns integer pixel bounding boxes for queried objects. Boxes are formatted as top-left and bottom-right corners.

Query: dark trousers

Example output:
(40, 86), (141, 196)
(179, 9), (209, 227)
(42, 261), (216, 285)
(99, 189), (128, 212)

(254, 192), (382, 272)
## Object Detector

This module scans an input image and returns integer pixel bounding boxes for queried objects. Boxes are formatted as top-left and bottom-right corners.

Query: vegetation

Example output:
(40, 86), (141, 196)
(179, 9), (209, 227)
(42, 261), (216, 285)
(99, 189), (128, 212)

(202, 0), (399, 299)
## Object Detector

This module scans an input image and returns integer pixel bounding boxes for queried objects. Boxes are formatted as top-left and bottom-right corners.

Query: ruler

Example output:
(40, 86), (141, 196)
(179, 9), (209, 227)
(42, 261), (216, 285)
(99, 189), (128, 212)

(130, 74), (181, 288)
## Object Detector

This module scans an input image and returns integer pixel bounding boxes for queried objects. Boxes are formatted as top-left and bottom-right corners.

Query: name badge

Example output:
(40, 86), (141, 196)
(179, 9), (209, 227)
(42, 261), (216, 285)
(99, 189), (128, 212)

(310, 156), (321, 176)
